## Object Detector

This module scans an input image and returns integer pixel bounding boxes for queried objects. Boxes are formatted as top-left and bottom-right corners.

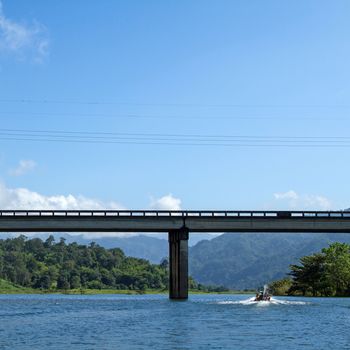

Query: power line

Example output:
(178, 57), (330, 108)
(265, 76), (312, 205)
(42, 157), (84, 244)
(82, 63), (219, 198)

(0, 111), (349, 121)
(1, 99), (350, 108)
(0, 128), (349, 148)
(0, 128), (349, 140)
(1, 136), (350, 147)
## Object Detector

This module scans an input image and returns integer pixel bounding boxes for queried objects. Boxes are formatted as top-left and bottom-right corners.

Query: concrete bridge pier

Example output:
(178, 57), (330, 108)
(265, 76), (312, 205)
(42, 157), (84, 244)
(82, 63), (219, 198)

(168, 227), (189, 300)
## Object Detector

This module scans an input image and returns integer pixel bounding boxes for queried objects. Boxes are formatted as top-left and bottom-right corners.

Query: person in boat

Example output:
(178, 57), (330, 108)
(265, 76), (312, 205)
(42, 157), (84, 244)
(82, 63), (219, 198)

(255, 291), (264, 301)
(255, 290), (271, 301)
(263, 293), (271, 301)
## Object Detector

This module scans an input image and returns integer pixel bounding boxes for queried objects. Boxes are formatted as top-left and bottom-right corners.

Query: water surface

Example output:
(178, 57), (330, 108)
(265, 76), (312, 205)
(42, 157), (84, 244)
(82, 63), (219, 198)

(0, 294), (349, 349)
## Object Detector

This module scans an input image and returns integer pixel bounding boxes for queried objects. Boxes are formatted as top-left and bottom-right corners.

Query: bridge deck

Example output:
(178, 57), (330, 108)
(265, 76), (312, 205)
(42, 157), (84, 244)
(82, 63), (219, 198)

(0, 210), (349, 232)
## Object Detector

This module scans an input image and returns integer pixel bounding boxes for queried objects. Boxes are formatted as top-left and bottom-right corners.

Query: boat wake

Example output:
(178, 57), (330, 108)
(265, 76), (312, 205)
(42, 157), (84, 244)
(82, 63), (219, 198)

(218, 297), (309, 306)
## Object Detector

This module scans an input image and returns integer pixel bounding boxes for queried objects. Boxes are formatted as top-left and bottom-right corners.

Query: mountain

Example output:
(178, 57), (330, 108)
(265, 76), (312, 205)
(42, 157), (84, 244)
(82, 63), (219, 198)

(189, 233), (350, 289)
(50, 234), (169, 264)
(0, 233), (168, 264)
(150, 233), (220, 246)
(0, 232), (218, 264)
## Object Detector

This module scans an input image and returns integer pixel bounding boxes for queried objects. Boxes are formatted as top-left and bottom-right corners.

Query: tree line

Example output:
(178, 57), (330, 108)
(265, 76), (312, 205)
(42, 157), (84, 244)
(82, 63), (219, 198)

(0, 235), (170, 291)
(270, 242), (350, 297)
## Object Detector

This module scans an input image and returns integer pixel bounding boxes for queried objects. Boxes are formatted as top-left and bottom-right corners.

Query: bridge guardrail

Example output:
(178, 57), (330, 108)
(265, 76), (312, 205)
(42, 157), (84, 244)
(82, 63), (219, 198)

(0, 210), (349, 218)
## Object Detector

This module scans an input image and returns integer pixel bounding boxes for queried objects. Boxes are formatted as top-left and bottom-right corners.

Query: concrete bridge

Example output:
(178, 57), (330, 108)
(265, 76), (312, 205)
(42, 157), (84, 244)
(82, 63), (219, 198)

(1, 209), (350, 299)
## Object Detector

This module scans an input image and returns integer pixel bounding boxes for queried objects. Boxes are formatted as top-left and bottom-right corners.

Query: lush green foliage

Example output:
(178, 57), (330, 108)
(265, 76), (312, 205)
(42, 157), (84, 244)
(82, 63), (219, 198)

(289, 242), (350, 296)
(269, 278), (293, 296)
(0, 278), (35, 293)
(0, 235), (168, 291)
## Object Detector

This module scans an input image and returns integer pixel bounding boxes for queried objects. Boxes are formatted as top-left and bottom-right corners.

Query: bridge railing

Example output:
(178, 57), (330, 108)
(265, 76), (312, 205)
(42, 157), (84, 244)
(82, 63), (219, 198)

(0, 210), (349, 218)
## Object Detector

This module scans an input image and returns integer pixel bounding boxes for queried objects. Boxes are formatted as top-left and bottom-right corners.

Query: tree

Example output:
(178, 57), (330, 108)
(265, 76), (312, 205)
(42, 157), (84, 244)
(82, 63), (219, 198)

(288, 242), (350, 296)
(57, 270), (70, 290)
(34, 274), (51, 289)
(160, 258), (169, 270)
(44, 235), (55, 248)
(289, 253), (326, 296)
(269, 278), (292, 296)
(322, 242), (350, 296)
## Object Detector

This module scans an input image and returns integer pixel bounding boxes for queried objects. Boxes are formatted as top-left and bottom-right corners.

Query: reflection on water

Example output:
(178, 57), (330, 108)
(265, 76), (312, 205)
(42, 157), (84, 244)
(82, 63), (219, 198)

(0, 294), (349, 350)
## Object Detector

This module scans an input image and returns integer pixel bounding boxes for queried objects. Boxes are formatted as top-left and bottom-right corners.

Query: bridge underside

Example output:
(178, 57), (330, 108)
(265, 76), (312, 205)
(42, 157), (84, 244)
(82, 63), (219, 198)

(1, 216), (350, 233)
(1, 210), (350, 299)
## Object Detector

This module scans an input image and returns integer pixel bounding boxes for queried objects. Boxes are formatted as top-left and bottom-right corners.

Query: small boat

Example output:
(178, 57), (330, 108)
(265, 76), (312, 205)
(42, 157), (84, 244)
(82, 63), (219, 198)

(254, 285), (271, 301)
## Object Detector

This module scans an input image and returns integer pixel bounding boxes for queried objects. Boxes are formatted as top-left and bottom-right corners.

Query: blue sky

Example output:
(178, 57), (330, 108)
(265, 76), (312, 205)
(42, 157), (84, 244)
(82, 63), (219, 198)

(0, 0), (350, 212)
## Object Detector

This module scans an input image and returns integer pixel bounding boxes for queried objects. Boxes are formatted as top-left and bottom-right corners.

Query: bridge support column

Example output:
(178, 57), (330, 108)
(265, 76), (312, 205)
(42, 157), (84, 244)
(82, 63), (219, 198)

(168, 228), (189, 300)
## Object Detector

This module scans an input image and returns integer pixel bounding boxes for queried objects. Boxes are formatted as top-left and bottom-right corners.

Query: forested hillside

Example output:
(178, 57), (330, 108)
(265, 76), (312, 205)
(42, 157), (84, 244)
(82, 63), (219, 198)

(0, 232), (216, 264)
(0, 235), (169, 291)
(189, 233), (350, 289)
(3, 232), (350, 292)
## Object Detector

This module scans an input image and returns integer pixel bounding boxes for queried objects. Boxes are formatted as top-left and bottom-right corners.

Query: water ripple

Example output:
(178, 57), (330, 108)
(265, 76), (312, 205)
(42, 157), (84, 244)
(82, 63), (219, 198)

(0, 294), (349, 350)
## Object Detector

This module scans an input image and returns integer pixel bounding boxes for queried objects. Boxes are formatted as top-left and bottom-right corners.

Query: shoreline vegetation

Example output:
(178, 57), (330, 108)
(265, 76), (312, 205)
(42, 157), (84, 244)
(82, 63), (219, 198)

(270, 243), (350, 297)
(0, 236), (230, 295)
(0, 278), (255, 295)
(0, 282), (261, 296)
(1, 236), (349, 297)
(1, 281), (347, 297)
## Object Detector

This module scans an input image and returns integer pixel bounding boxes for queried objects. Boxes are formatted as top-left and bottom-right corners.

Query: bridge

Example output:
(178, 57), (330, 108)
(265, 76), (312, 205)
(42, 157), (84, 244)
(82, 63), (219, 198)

(1, 209), (350, 299)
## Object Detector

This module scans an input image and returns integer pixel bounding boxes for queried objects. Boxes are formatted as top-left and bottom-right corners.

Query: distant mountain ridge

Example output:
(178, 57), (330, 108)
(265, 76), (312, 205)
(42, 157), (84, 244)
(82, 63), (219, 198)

(189, 233), (350, 289)
(0, 232), (218, 264)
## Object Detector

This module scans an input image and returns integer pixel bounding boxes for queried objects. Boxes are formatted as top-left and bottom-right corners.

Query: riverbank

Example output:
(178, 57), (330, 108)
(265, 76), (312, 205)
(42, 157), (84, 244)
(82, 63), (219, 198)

(0, 288), (255, 295)
(0, 280), (254, 295)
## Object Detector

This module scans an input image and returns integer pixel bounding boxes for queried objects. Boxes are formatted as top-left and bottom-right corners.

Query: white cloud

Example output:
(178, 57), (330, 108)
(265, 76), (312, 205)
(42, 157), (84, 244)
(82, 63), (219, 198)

(0, 182), (123, 210)
(274, 190), (298, 200)
(149, 194), (182, 210)
(9, 159), (36, 176)
(0, 1), (49, 61)
(0, 184), (185, 238)
(272, 190), (332, 210)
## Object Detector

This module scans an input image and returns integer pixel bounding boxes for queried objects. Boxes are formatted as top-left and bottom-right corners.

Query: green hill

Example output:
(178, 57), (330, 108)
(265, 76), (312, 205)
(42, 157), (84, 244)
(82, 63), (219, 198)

(189, 233), (350, 289)
(0, 235), (169, 291)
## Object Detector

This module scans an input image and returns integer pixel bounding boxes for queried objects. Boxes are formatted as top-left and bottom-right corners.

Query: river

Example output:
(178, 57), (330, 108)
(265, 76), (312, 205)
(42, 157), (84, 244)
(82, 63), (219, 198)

(0, 294), (349, 349)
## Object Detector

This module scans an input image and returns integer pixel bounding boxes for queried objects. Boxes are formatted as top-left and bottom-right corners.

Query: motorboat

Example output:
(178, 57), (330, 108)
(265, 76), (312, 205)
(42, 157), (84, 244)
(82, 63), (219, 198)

(254, 286), (271, 301)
